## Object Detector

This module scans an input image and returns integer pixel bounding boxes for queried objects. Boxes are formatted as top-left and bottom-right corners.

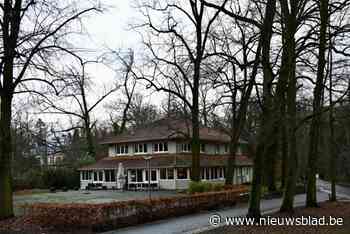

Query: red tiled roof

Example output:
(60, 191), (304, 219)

(78, 154), (253, 170)
(100, 117), (234, 144)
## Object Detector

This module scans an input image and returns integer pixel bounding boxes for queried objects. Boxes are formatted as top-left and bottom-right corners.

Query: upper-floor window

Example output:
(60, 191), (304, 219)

(181, 143), (191, 152)
(215, 144), (220, 154)
(134, 143), (148, 154)
(224, 144), (229, 153)
(153, 142), (168, 153)
(200, 143), (206, 153)
(116, 144), (128, 155)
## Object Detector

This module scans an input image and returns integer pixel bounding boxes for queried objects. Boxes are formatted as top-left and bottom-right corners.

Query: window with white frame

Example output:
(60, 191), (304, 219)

(82, 171), (91, 180)
(104, 170), (116, 182)
(129, 169), (143, 182)
(134, 143), (148, 154)
(177, 168), (188, 179)
(153, 142), (168, 153)
(219, 167), (224, 178)
(200, 143), (206, 153)
(145, 169), (157, 182)
(160, 168), (166, 179)
(224, 144), (229, 153)
(116, 144), (128, 155)
(215, 144), (220, 154)
(205, 168), (210, 180)
(212, 168), (218, 179)
(167, 168), (174, 179)
(180, 143), (191, 152)
(93, 171), (103, 181)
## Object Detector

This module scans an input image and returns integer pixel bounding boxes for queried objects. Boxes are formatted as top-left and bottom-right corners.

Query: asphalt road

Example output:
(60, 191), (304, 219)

(104, 180), (350, 234)
(317, 179), (350, 199)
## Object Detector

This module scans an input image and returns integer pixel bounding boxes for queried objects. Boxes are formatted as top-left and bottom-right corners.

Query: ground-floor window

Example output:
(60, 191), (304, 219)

(219, 167), (224, 178)
(177, 168), (188, 179)
(82, 171), (91, 180)
(93, 171), (103, 182)
(160, 168), (166, 179)
(212, 168), (218, 179)
(104, 170), (116, 182)
(200, 167), (225, 180)
(129, 169), (143, 182)
(145, 169), (157, 182)
(160, 168), (175, 180)
(201, 168), (205, 180)
(168, 168), (174, 179)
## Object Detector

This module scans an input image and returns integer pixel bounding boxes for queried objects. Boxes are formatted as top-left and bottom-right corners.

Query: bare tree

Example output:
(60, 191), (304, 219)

(205, 13), (260, 185)
(306, 0), (329, 208)
(135, 0), (229, 181)
(39, 58), (119, 158)
(105, 50), (137, 134)
(0, 0), (99, 219)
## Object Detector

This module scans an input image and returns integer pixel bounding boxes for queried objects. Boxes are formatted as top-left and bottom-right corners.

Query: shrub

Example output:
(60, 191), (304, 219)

(13, 167), (80, 191)
(188, 181), (224, 194)
(13, 169), (44, 190)
(212, 183), (224, 191)
(42, 168), (80, 190)
(202, 181), (213, 192)
(188, 181), (203, 194)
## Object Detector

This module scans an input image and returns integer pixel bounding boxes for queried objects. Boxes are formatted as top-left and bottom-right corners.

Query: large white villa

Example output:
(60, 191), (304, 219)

(79, 118), (253, 190)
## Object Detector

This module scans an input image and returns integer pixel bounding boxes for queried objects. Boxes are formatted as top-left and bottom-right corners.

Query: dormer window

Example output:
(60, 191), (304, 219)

(116, 144), (128, 155)
(153, 142), (168, 153)
(134, 143), (148, 154)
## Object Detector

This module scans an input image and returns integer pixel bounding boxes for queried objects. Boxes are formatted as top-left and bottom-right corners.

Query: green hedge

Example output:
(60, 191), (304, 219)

(42, 168), (80, 190)
(188, 181), (225, 194)
(13, 168), (80, 191)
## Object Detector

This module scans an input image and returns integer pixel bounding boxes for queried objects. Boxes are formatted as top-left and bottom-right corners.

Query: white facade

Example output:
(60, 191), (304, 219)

(107, 141), (242, 157)
(80, 166), (253, 190)
(80, 140), (252, 190)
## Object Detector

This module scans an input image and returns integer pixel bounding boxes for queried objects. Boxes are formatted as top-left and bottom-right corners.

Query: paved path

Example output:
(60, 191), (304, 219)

(105, 179), (349, 234)
(317, 179), (350, 199)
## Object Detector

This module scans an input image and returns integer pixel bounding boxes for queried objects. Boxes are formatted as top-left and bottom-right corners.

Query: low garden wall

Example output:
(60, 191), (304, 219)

(23, 186), (248, 232)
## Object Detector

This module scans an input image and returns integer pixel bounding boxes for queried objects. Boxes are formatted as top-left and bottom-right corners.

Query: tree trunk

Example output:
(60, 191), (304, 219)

(328, 31), (336, 202)
(191, 57), (201, 181)
(85, 123), (95, 158)
(280, 119), (288, 189)
(280, 5), (298, 212)
(191, 91), (200, 181)
(266, 148), (277, 192)
(0, 94), (14, 220)
(247, 0), (276, 218)
(329, 80), (336, 201)
(306, 0), (328, 208)
(225, 140), (238, 185)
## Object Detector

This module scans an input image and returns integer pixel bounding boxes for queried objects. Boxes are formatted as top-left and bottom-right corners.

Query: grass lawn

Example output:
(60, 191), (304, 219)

(12, 189), (178, 216)
(203, 201), (350, 234)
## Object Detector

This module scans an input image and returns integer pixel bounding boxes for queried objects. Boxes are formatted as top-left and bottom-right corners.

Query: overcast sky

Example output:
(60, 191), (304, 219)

(20, 1), (163, 128)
